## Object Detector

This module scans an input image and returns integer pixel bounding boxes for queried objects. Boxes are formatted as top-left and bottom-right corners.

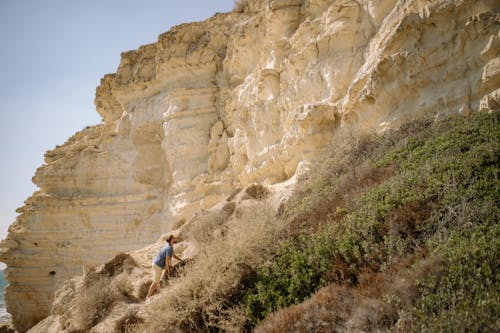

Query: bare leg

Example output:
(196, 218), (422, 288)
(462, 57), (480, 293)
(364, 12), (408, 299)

(146, 281), (159, 298)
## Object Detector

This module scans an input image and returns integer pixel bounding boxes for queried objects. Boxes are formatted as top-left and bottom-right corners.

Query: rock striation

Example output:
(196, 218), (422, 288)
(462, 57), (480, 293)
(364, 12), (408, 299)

(1, 0), (499, 331)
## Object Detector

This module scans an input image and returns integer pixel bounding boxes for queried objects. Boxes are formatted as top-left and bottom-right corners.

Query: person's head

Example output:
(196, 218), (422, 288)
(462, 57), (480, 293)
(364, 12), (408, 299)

(166, 235), (177, 244)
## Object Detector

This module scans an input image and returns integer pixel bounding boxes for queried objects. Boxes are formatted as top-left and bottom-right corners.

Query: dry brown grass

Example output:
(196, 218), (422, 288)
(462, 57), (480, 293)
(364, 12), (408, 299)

(379, 200), (438, 244)
(102, 253), (137, 276)
(73, 277), (123, 330)
(233, 0), (249, 12)
(190, 206), (234, 245)
(137, 202), (287, 332)
(137, 280), (151, 301)
(67, 254), (140, 331)
(82, 253), (137, 286)
(243, 184), (269, 200)
(114, 308), (144, 333)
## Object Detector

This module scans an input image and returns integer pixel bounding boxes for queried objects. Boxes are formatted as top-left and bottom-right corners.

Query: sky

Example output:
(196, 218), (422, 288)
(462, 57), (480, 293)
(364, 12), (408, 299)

(0, 0), (236, 245)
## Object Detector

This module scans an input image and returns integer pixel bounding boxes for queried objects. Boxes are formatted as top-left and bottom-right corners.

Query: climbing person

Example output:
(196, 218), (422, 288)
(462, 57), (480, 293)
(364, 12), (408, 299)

(146, 234), (182, 298)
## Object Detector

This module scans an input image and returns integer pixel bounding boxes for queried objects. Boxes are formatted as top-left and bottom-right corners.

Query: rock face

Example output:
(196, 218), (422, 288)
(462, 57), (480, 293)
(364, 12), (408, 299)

(1, 0), (499, 331)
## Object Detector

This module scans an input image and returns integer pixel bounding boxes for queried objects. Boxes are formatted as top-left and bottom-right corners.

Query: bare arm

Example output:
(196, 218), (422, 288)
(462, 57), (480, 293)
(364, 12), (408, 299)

(166, 256), (171, 271)
(174, 253), (182, 261)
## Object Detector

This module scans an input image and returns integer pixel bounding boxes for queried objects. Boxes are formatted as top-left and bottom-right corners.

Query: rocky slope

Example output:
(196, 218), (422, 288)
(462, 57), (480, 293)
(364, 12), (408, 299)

(1, 0), (498, 331)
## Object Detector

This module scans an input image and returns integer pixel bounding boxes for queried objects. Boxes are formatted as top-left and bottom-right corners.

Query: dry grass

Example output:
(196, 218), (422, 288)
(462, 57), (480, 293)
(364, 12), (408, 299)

(137, 280), (152, 301)
(233, 0), (249, 12)
(138, 202), (287, 332)
(243, 184), (269, 200)
(72, 277), (123, 330)
(66, 254), (140, 331)
(114, 308), (144, 333)
(190, 206), (233, 245)
(379, 200), (438, 246)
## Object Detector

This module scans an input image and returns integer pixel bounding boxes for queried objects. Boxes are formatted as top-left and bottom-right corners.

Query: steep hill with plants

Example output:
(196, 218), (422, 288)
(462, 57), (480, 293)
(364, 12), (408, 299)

(250, 111), (499, 333)
(1, 0), (498, 332)
(30, 111), (499, 333)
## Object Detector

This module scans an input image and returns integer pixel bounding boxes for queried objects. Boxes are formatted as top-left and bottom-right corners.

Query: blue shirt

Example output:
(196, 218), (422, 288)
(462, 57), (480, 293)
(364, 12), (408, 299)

(153, 243), (173, 268)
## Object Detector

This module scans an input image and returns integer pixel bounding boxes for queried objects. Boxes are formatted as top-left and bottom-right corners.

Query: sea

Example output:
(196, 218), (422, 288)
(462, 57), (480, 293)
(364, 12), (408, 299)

(0, 270), (11, 324)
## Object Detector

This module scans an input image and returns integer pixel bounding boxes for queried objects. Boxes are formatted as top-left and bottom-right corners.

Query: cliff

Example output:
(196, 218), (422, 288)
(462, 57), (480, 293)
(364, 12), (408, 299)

(1, 0), (499, 331)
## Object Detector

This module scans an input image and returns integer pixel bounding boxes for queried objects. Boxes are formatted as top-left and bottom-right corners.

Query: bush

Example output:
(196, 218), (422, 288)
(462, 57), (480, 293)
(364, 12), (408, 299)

(412, 219), (500, 332)
(71, 255), (139, 331)
(190, 208), (232, 245)
(115, 308), (144, 333)
(74, 277), (123, 330)
(245, 228), (337, 323)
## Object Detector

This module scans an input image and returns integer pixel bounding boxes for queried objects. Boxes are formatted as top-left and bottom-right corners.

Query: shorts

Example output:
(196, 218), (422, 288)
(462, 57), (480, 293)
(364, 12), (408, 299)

(152, 263), (163, 283)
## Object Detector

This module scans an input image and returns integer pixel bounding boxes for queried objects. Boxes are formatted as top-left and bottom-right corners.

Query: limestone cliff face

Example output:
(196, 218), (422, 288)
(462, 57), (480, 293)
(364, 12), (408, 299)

(1, 0), (499, 331)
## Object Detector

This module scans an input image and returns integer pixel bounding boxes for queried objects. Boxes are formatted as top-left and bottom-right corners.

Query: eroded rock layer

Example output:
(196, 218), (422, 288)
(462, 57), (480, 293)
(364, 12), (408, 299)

(1, 0), (498, 331)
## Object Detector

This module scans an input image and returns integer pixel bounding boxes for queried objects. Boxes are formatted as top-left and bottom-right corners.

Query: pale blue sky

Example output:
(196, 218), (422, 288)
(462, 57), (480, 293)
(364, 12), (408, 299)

(0, 1), (236, 242)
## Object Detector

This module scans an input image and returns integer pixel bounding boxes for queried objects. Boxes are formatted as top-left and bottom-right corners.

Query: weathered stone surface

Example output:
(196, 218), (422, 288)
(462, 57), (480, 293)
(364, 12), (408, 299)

(479, 88), (500, 112)
(0, 323), (15, 333)
(1, 0), (499, 331)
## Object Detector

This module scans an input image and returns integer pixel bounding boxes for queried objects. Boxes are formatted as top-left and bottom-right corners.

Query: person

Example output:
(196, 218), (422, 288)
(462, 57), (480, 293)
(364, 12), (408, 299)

(146, 235), (182, 298)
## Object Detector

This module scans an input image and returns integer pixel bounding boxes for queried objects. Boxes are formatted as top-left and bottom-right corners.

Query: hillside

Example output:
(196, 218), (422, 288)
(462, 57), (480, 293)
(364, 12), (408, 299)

(30, 111), (499, 332)
(0, 0), (498, 332)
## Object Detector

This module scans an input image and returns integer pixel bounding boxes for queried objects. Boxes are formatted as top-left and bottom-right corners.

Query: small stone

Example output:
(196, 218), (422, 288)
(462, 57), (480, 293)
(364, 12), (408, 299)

(458, 104), (471, 117)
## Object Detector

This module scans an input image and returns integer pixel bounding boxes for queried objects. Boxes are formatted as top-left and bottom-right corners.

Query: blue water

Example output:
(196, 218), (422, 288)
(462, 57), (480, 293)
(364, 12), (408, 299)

(0, 271), (11, 323)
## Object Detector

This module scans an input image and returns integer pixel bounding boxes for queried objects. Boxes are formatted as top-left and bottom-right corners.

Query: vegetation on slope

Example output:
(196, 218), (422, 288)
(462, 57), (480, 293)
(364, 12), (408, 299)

(249, 111), (499, 332)
(88, 111), (497, 333)
(138, 203), (287, 332)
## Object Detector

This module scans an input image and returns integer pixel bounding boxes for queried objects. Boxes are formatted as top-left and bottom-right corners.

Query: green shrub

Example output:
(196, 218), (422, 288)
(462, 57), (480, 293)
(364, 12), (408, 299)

(346, 112), (500, 267)
(245, 228), (337, 323)
(412, 222), (500, 332)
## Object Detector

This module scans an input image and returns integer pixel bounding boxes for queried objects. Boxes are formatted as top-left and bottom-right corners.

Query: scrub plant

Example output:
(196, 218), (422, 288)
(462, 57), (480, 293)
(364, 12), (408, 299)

(248, 111), (499, 332)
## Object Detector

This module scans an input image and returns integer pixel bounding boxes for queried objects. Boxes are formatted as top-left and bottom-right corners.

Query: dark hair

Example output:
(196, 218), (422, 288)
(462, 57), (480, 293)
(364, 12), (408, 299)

(167, 235), (175, 243)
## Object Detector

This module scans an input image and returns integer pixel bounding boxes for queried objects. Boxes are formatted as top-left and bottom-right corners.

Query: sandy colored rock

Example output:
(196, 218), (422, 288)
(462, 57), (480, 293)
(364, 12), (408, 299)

(1, 0), (498, 331)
